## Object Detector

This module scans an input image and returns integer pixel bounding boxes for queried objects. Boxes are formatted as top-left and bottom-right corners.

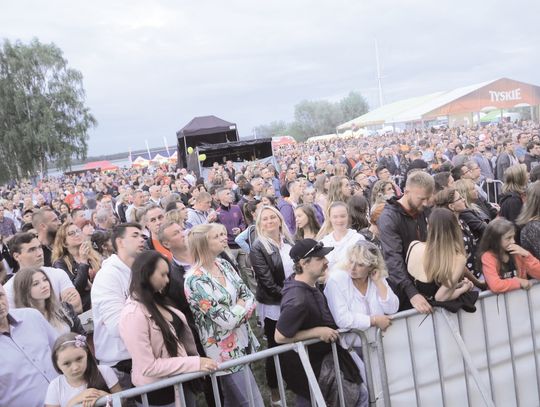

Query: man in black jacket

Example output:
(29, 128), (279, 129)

(377, 171), (434, 313)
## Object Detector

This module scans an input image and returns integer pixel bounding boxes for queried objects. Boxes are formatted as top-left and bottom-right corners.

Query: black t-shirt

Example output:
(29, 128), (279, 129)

(276, 276), (337, 398)
(42, 245), (52, 267)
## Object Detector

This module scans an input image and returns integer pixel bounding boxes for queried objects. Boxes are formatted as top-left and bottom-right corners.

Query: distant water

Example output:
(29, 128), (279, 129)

(47, 157), (132, 177)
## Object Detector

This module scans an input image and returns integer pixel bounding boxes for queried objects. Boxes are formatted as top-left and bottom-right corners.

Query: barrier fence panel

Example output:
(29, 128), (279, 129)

(89, 330), (372, 407)
(365, 281), (540, 407)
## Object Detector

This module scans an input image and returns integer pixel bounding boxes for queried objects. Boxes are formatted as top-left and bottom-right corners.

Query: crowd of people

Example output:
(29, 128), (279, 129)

(2, 120), (540, 406)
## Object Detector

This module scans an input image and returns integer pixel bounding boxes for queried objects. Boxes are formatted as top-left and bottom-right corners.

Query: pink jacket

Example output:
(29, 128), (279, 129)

(119, 298), (200, 386)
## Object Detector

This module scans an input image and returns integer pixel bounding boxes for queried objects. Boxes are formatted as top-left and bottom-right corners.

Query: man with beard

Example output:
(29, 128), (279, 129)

(377, 171), (434, 313)
(32, 207), (61, 267)
(275, 239), (368, 407)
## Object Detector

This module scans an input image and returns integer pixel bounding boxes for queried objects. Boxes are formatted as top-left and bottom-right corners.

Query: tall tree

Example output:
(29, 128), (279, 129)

(0, 38), (96, 182)
(252, 120), (288, 139)
(340, 91), (369, 123)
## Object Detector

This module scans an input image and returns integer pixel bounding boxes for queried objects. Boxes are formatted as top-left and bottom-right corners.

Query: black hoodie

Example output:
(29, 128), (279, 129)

(377, 197), (429, 310)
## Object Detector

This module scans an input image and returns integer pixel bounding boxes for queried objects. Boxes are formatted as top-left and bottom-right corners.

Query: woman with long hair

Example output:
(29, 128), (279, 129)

(500, 164), (528, 222)
(517, 181), (540, 259)
(294, 204), (321, 240)
(119, 250), (216, 407)
(434, 189), (487, 289)
(327, 176), (352, 206)
(348, 195), (370, 232)
(453, 179), (489, 240)
(313, 173), (330, 212)
(477, 218), (540, 293)
(370, 180), (395, 207)
(249, 205), (296, 405)
(13, 267), (85, 334)
(359, 203), (385, 249)
(317, 201), (365, 274)
(185, 224), (264, 407)
(45, 333), (121, 407)
(52, 223), (102, 311)
(406, 208), (478, 310)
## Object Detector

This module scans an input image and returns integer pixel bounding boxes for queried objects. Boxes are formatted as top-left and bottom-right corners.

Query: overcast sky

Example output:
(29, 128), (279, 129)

(3, 0), (540, 155)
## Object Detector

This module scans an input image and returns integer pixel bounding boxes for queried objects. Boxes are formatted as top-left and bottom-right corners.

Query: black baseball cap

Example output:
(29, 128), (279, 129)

(289, 239), (334, 263)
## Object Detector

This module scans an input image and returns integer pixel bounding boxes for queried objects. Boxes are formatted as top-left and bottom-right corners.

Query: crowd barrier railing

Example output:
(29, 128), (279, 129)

(89, 329), (372, 407)
(480, 180), (503, 204)
(365, 281), (540, 407)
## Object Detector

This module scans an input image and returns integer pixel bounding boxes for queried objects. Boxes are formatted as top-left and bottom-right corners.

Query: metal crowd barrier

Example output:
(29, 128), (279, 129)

(480, 180), (503, 204)
(365, 281), (540, 407)
(90, 330), (372, 407)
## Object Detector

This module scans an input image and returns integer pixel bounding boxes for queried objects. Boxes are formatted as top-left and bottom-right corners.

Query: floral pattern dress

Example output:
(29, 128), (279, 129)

(184, 258), (259, 374)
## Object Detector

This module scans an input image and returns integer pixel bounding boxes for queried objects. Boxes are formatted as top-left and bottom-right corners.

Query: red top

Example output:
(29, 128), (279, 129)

(481, 251), (540, 293)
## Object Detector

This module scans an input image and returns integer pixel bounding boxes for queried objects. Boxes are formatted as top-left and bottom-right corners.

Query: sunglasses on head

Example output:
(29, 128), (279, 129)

(296, 241), (324, 262)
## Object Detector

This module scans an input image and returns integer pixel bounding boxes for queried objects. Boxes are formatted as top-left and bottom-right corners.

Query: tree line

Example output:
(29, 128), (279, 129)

(253, 91), (369, 141)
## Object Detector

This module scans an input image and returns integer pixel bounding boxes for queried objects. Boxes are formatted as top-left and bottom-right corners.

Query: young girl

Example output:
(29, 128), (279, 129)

(45, 333), (121, 407)
(317, 201), (365, 274)
(478, 218), (540, 293)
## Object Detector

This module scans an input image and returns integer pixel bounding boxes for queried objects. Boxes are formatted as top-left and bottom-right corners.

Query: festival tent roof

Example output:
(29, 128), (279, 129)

(132, 156), (150, 167)
(177, 115), (237, 138)
(83, 160), (118, 171)
(271, 136), (296, 146)
(338, 78), (540, 129)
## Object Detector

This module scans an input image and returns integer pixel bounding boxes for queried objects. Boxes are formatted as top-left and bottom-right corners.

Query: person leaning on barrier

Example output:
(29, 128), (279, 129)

(324, 240), (398, 346)
(376, 171), (434, 313)
(119, 250), (217, 407)
(406, 208), (479, 313)
(478, 218), (540, 293)
(184, 223), (264, 407)
(275, 239), (367, 407)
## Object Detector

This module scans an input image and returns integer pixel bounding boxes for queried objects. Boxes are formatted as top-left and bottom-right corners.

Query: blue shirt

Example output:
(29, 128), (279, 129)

(0, 308), (59, 407)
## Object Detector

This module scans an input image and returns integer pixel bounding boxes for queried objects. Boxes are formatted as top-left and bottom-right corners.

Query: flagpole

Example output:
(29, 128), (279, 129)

(163, 136), (171, 157)
(145, 140), (151, 160)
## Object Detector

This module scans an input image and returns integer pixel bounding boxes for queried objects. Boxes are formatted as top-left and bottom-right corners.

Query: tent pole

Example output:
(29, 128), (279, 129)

(183, 136), (188, 169)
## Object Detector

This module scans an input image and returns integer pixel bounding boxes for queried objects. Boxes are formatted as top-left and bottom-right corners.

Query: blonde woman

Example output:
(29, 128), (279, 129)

(326, 176), (352, 206)
(324, 240), (398, 347)
(406, 208), (478, 311)
(249, 205), (295, 405)
(13, 267), (85, 334)
(317, 201), (365, 274)
(184, 224), (264, 407)
(52, 222), (102, 311)
(500, 164), (528, 222)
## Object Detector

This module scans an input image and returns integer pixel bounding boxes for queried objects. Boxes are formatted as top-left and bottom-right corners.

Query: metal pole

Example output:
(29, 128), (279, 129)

(440, 310), (495, 407)
(296, 343), (327, 406)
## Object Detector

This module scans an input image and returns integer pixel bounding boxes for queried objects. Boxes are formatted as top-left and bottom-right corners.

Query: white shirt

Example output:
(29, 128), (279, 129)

(91, 254), (132, 365)
(258, 242), (294, 323)
(321, 229), (365, 273)
(4, 266), (74, 308)
(324, 269), (399, 346)
(45, 365), (118, 407)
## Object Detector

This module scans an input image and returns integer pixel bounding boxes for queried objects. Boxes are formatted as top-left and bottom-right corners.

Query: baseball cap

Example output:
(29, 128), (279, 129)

(289, 239), (334, 263)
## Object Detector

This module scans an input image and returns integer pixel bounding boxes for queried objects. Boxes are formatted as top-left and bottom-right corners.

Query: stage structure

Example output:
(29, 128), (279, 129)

(187, 138), (275, 179)
(176, 115), (239, 169)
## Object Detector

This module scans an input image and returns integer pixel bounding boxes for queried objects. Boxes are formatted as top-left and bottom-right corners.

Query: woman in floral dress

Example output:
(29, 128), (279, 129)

(185, 223), (264, 407)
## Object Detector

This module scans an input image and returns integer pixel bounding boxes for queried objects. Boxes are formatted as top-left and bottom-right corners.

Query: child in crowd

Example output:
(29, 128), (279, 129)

(478, 218), (540, 293)
(45, 333), (121, 407)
